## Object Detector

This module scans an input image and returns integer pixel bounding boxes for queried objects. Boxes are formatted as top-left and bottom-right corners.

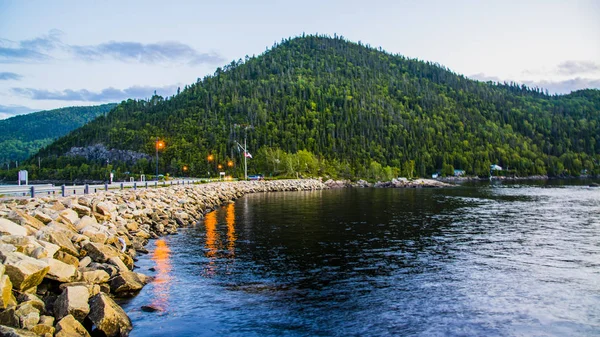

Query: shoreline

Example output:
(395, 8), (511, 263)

(0, 179), (325, 336)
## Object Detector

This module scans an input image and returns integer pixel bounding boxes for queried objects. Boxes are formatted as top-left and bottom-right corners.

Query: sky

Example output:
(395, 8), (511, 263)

(1, 0), (599, 119)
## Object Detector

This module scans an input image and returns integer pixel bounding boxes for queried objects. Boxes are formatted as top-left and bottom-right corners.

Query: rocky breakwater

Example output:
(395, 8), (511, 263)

(324, 178), (452, 188)
(0, 179), (325, 336)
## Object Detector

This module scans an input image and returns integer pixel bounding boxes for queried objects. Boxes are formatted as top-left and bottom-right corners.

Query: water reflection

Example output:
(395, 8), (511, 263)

(150, 239), (171, 311)
(204, 211), (218, 258)
(226, 203), (236, 256)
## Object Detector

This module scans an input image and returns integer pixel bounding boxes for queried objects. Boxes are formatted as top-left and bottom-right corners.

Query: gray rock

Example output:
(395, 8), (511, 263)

(82, 270), (110, 284)
(109, 270), (145, 295)
(0, 251), (49, 291)
(0, 218), (28, 236)
(88, 293), (132, 337)
(83, 242), (119, 263)
(41, 258), (77, 282)
(35, 227), (79, 257)
(53, 285), (90, 322)
(54, 314), (91, 337)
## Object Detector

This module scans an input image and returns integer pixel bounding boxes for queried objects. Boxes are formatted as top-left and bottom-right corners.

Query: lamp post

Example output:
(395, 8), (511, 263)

(155, 138), (165, 181)
(207, 154), (214, 178)
(183, 165), (188, 178)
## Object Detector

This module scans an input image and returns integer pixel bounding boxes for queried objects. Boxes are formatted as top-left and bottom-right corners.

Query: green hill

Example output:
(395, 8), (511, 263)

(0, 103), (116, 167)
(12, 35), (600, 181)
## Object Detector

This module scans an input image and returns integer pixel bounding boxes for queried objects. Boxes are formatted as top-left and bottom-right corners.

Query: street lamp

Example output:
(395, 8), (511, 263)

(183, 165), (188, 177)
(217, 164), (223, 170)
(227, 161), (234, 167)
(155, 138), (165, 181)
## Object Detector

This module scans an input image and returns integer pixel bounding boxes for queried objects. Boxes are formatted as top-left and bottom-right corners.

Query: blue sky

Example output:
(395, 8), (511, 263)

(1, 0), (599, 118)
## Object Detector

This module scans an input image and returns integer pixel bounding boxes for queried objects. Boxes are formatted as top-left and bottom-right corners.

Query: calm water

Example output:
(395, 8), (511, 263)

(122, 182), (600, 336)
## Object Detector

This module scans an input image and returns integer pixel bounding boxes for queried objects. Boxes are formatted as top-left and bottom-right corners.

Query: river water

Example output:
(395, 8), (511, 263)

(121, 181), (600, 336)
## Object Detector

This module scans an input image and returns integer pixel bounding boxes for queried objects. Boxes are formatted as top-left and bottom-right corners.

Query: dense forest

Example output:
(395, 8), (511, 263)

(4, 35), (600, 182)
(0, 103), (116, 167)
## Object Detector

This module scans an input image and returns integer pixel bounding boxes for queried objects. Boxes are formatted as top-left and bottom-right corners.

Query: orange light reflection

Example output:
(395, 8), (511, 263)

(204, 211), (218, 258)
(151, 239), (171, 310)
(226, 203), (236, 256)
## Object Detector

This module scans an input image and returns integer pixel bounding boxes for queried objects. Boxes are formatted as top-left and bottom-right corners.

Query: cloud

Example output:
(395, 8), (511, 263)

(556, 61), (600, 76)
(469, 73), (502, 82)
(0, 30), (224, 65)
(0, 104), (36, 119)
(12, 84), (180, 102)
(469, 73), (600, 94)
(71, 41), (225, 65)
(522, 60), (600, 77)
(522, 77), (600, 95)
(0, 29), (62, 63)
(0, 72), (22, 80)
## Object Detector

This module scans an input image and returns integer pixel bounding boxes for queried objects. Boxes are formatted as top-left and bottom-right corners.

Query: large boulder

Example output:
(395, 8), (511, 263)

(0, 218), (28, 236)
(95, 202), (117, 218)
(75, 215), (97, 231)
(54, 251), (79, 268)
(54, 285), (90, 322)
(0, 274), (15, 309)
(54, 314), (91, 337)
(58, 209), (80, 227)
(71, 203), (91, 217)
(109, 271), (145, 295)
(35, 227), (79, 257)
(41, 258), (77, 282)
(7, 210), (45, 230)
(0, 252), (49, 291)
(83, 242), (119, 263)
(80, 225), (109, 244)
(0, 236), (41, 257)
(88, 293), (132, 337)
(82, 270), (110, 284)
(32, 211), (53, 224)
(0, 325), (38, 337)
(36, 241), (60, 259)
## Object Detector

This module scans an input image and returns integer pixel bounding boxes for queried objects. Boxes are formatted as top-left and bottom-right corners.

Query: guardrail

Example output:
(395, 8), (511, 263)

(0, 178), (236, 198)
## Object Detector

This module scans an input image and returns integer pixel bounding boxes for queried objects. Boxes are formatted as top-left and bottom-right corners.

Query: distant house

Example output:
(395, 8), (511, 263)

(453, 169), (465, 176)
(432, 173), (440, 179)
(490, 164), (503, 171)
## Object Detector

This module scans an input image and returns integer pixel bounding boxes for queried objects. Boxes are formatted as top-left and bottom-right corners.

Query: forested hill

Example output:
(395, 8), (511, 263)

(25, 35), (600, 180)
(0, 103), (116, 166)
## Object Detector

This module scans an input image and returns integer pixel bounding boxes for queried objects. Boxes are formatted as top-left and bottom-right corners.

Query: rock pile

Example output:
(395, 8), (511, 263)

(374, 178), (453, 188)
(0, 179), (325, 336)
(325, 178), (452, 188)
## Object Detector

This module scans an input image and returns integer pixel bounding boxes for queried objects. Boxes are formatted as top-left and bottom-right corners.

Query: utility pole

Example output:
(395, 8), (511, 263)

(234, 124), (253, 180)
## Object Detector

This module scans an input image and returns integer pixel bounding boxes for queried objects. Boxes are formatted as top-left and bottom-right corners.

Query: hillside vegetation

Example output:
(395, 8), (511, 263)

(0, 103), (116, 167)
(7, 35), (600, 181)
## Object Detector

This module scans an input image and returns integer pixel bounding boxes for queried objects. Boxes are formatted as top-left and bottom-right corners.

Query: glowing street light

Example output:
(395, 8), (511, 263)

(227, 161), (234, 167)
(207, 154), (214, 162)
(217, 164), (223, 170)
(155, 138), (165, 181)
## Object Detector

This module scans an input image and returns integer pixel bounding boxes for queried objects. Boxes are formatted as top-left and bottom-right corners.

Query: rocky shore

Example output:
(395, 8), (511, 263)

(0, 179), (325, 336)
(324, 178), (453, 188)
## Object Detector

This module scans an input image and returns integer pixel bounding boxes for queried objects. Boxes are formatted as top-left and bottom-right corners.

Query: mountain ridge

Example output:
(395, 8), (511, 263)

(0, 103), (117, 167)
(11, 35), (600, 181)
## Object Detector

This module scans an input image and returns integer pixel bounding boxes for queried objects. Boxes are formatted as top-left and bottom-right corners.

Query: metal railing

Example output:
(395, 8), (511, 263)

(0, 178), (234, 198)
